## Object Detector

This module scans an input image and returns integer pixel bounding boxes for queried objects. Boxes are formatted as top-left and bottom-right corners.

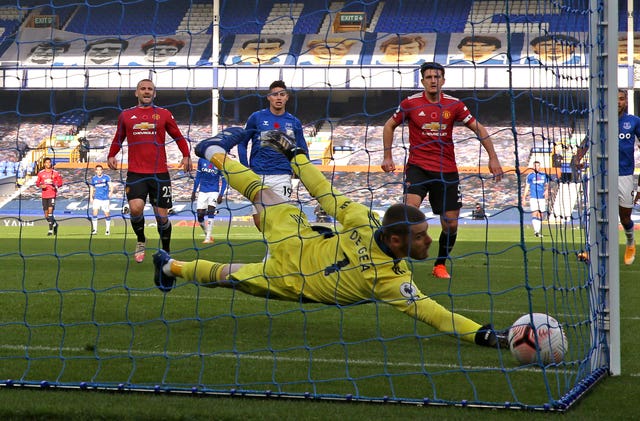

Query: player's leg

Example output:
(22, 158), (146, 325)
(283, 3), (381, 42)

(430, 173), (461, 279)
(91, 202), (99, 234)
(151, 173), (173, 253)
(196, 208), (206, 233)
(104, 208), (111, 235)
(204, 204), (216, 243)
(126, 174), (148, 262)
(619, 175), (635, 264)
(48, 199), (58, 235)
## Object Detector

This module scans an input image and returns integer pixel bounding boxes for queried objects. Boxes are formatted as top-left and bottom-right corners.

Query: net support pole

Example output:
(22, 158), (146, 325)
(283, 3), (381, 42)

(211, 0), (220, 135)
(627, 0), (635, 114)
(589, 0), (621, 376)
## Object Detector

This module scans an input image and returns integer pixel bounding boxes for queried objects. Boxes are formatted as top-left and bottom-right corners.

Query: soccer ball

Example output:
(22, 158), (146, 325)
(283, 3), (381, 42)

(507, 313), (567, 365)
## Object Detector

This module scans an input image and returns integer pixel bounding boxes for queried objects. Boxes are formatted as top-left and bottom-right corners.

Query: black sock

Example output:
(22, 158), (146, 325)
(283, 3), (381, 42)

(130, 215), (146, 242)
(158, 220), (172, 253)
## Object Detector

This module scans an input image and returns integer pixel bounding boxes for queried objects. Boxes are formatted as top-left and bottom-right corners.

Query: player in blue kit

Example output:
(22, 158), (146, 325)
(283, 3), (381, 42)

(239, 80), (309, 230)
(152, 128), (508, 349)
(192, 157), (227, 243)
(524, 161), (552, 238)
(574, 89), (640, 264)
(89, 164), (115, 235)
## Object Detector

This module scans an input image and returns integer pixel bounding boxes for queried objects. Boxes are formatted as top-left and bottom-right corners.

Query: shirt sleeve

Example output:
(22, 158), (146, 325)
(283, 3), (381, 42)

(108, 113), (126, 158)
(165, 111), (190, 157)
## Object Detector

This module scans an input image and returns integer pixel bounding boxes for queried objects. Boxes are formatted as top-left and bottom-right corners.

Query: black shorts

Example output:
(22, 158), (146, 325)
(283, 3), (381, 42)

(42, 197), (55, 211)
(125, 172), (172, 209)
(404, 164), (462, 214)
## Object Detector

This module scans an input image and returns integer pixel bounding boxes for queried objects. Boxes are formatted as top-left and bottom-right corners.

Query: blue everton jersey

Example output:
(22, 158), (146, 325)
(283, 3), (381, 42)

(193, 158), (227, 194)
(239, 108), (308, 175)
(619, 113), (640, 176)
(526, 171), (550, 199)
(91, 174), (111, 200)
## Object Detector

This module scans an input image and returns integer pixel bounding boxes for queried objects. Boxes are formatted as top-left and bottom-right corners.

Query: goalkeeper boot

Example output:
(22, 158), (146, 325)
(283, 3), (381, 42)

(259, 130), (306, 160)
(194, 127), (250, 159)
(153, 249), (176, 292)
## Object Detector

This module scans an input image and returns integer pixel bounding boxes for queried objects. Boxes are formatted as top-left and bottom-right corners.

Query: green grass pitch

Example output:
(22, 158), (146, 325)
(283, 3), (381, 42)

(1, 220), (638, 418)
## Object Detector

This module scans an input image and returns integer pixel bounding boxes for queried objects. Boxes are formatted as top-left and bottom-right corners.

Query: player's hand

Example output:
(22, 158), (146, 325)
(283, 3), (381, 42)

(488, 157), (503, 182)
(216, 195), (223, 204)
(107, 157), (118, 170)
(381, 157), (395, 173)
(190, 192), (196, 202)
(181, 156), (192, 173)
(634, 191), (640, 206)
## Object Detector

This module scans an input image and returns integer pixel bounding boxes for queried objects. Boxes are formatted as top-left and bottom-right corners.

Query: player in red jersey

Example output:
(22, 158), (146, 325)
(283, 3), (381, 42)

(381, 62), (503, 280)
(107, 79), (192, 263)
(35, 157), (63, 236)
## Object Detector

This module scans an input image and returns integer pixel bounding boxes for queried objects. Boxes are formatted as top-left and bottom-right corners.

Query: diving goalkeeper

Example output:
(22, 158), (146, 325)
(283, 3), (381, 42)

(153, 128), (506, 348)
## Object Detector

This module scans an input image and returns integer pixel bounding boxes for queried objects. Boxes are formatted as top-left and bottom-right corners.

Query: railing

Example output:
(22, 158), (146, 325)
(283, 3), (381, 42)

(1, 64), (635, 90)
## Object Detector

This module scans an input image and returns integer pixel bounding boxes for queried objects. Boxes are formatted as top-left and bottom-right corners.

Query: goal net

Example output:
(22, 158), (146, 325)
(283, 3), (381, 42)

(0, 0), (623, 411)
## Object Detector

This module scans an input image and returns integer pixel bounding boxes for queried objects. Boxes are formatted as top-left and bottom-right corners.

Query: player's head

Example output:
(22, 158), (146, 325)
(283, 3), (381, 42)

(618, 89), (628, 115)
(95, 164), (103, 175)
(381, 204), (431, 261)
(141, 37), (185, 62)
(533, 160), (541, 171)
(43, 157), (52, 168)
(267, 80), (289, 114)
(85, 38), (128, 64)
(419, 62), (445, 94)
(135, 79), (156, 106)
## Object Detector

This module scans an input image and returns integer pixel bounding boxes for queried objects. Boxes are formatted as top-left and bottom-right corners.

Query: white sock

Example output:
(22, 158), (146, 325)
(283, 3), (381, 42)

(92, 218), (98, 231)
(163, 259), (174, 276)
(532, 218), (542, 233)
(106, 220), (111, 231)
(206, 219), (213, 237)
(204, 145), (226, 162)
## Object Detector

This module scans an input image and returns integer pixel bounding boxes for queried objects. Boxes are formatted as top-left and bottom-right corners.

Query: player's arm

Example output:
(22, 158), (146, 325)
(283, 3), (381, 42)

(375, 274), (481, 344)
(523, 178), (530, 198)
(238, 117), (258, 167)
(55, 171), (63, 188)
(381, 117), (400, 172)
(291, 154), (368, 224)
(467, 120), (503, 181)
(107, 114), (127, 170)
(218, 172), (227, 201)
(89, 184), (95, 202)
(294, 122), (309, 154)
(191, 167), (201, 202)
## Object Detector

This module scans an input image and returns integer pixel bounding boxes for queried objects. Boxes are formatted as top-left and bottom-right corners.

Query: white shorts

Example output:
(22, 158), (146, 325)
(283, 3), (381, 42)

(252, 174), (292, 215)
(529, 198), (547, 213)
(196, 191), (220, 210)
(619, 175), (636, 208)
(92, 199), (111, 213)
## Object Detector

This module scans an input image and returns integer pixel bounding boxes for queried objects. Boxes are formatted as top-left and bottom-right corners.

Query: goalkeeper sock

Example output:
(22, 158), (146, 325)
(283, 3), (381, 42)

(179, 260), (226, 287)
(210, 153), (267, 202)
